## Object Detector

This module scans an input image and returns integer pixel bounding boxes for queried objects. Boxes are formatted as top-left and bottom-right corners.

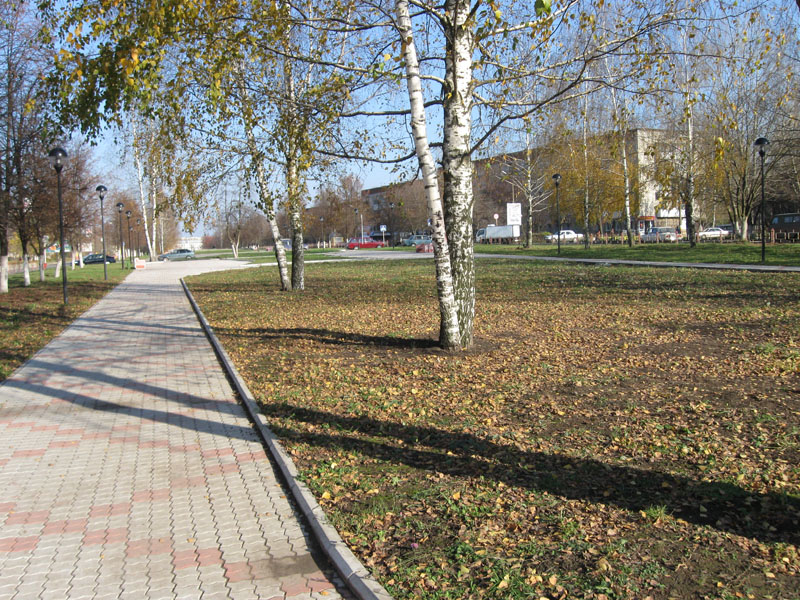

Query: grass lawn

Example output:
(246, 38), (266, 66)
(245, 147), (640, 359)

(0, 264), (129, 380)
(476, 241), (800, 267)
(188, 258), (800, 600)
(195, 247), (345, 263)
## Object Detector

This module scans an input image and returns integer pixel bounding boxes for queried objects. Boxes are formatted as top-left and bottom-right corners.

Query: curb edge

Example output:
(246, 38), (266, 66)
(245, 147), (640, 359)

(181, 279), (393, 600)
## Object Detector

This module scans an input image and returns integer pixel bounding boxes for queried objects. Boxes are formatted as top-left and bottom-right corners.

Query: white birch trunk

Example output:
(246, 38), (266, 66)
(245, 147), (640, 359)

(685, 95), (696, 246)
(235, 67), (291, 291)
(22, 252), (30, 287)
(55, 256), (62, 279)
(622, 139), (633, 246)
(0, 255), (7, 293)
(525, 130), (533, 248)
(397, 0), (461, 349)
(583, 93), (590, 249)
(38, 252), (45, 282)
(441, 0), (476, 348)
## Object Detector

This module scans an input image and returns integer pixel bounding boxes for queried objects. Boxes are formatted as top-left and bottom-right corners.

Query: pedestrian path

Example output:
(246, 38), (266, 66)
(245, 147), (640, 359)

(0, 260), (350, 599)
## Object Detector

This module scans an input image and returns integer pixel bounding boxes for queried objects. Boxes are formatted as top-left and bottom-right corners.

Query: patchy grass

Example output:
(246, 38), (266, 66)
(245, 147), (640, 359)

(189, 259), (800, 599)
(0, 265), (128, 380)
(476, 241), (800, 267)
(195, 247), (347, 263)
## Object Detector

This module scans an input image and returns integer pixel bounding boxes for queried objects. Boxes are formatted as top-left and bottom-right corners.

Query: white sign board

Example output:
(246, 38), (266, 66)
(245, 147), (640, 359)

(380, 224), (387, 232)
(507, 202), (522, 226)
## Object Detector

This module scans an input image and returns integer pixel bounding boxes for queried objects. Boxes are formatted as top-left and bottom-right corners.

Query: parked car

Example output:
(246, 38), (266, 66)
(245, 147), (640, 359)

(346, 237), (386, 250)
(73, 253), (116, 265)
(641, 227), (678, 243)
(158, 248), (195, 261)
(402, 234), (433, 247)
(416, 242), (434, 253)
(698, 227), (730, 241)
(546, 230), (585, 244)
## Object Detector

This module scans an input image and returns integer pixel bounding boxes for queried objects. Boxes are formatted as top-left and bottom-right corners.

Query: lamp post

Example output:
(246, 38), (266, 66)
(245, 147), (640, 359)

(754, 137), (769, 263)
(552, 173), (562, 255)
(389, 202), (395, 246)
(125, 210), (132, 268)
(48, 147), (68, 305)
(136, 218), (141, 260)
(319, 216), (325, 248)
(116, 202), (125, 268)
(96, 185), (108, 281)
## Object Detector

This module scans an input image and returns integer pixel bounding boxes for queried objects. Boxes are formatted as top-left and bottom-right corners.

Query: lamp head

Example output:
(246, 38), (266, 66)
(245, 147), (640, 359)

(754, 137), (769, 157)
(96, 185), (107, 198)
(48, 147), (68, 172)
(552, 173), (561, 186)
(116, 202), (124, 213)
(125, 210), (132, 218)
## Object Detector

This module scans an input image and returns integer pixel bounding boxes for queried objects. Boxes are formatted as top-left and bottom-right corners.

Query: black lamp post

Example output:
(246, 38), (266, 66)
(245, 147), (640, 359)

(353, 207), (358, 240)
(552, 173), (562, 255)
(754, 137), (769, 263)
(116, 202), (125, 268)
(96, 185), (108, 281)
(48, 147), (68, 305)
(125, 210), (132, 268)
(389, 202), (395, 246)
(136, 218), (141, 261)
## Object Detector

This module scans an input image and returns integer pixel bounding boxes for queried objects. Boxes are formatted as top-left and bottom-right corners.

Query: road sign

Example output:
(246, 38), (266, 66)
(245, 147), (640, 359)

(380, 224), (387, 232)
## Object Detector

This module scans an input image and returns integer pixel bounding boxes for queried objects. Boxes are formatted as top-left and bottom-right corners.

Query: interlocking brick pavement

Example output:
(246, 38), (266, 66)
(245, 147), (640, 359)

(0, 260), (350, 599)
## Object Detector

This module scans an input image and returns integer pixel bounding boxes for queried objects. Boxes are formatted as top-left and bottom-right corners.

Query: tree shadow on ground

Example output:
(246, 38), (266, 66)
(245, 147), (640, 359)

(217, 327), (440, 350)
(263, 402), (800, 547)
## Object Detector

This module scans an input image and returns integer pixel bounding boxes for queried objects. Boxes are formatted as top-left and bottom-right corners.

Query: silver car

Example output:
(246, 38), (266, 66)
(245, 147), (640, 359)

(158, 248), (195, 261)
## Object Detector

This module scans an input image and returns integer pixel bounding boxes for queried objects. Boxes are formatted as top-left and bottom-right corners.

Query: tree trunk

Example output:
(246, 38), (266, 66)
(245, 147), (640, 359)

(685, 99), (696, 248)
(525, 132), (533, 248)
(287, 158), (305, 291)
(0, 255), (7, 293)
(397, 0), (461, 349)
(622, 137), (634, 247)
(55, 256), (62, 279)
(38, 252), (45, 282)
(582, 93), (590, 250)
(441, 0), (476, 349)
(22, 252), (30, 287)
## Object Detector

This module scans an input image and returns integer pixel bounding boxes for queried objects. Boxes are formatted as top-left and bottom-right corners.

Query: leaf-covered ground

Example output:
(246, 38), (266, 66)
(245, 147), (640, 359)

(188, 259), (800, 600)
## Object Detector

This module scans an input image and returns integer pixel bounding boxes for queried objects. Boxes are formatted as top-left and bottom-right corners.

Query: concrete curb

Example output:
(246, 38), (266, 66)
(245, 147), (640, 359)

(181, 279), (393, 600)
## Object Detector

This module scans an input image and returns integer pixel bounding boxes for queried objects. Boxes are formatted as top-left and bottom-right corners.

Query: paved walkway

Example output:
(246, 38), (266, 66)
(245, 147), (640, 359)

(0, 260), (349, 599)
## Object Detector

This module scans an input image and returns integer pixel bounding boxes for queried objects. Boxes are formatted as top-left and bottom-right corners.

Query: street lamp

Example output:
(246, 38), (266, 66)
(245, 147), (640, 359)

(116, 202), (125, 268)
(96, 185), (108, 281)
(389, 202), (395, 246)
(125, 210), (132, 268)
(48, 147), (68, 305)
(136, 218), (141, 260)
(754, 137), (769, 263)
(552, 173), (562, 255)
(354, 207), (363, 240)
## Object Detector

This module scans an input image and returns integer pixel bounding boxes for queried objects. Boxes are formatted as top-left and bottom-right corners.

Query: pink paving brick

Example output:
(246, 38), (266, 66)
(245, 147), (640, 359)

(139, 440), (170, 449)
(0, 535), (39, 552)
(196, 548), (223, 567)
(48, 440), (79, 448)
(89, 503), (131, 518)
(106, 527), (128, 544)
(55, 428), (86, 435)
(172, 549), (198, 570)
(83, 530), (107, 546)
(223, 561), (252, 583)
(7, 421), (36, 429)
(109, 435), (138, 444)
(30, 424), (60, 432)
(11, 448), (46, 458)
(204, 463), (240, 476)
(0, 502), (16, 513)
(42, 519), (88, 535)
(307, 573), (335, 593)
(169, 443), (202, 453)
(282, 580), (311, 596)
(5, 510), (50, 525)
(236, 450), (268, 463)
(80, 432), (111, 440)
(202, 448), (234, 458)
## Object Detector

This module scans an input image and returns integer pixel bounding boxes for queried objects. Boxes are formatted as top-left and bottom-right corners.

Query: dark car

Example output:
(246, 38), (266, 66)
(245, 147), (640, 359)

(78, 253), (116, 265)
